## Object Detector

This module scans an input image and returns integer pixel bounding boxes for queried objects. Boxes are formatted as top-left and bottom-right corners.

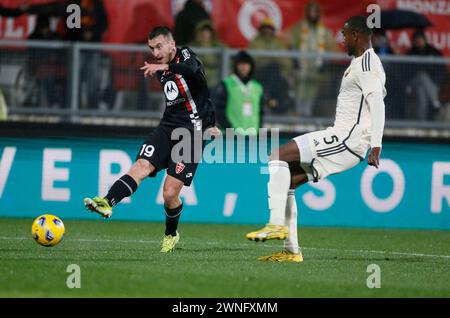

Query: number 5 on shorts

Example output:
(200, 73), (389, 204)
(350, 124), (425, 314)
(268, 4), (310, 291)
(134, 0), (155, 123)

(140, 144), (155, 157)
(323, 135), (339, 145)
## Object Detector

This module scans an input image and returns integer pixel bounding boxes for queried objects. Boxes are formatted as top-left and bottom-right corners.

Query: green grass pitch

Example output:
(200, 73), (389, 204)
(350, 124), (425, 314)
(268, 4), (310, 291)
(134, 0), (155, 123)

(1, 218), (449, 297)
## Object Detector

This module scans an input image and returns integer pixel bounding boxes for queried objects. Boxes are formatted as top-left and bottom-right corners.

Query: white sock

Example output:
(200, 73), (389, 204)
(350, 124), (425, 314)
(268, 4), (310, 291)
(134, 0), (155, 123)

(284, 189), (300, 254)
(267, 160), (290, 226)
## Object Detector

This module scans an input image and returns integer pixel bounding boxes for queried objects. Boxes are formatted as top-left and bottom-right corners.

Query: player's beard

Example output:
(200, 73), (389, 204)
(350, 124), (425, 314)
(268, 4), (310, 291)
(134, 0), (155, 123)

(347, 45), (355, 57)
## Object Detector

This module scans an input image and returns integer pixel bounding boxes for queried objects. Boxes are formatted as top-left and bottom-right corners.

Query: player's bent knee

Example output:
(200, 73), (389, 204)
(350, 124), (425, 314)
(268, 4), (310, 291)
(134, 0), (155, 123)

(163, 188), (180, 205)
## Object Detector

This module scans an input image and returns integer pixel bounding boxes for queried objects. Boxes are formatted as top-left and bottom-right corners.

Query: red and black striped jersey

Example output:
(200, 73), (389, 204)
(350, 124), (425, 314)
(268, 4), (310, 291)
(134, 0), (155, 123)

(157, 47), (215, 130)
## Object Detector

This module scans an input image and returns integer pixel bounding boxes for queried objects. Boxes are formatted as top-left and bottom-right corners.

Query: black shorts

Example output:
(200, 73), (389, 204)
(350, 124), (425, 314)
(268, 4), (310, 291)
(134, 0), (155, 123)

(135, 124), (204, 186)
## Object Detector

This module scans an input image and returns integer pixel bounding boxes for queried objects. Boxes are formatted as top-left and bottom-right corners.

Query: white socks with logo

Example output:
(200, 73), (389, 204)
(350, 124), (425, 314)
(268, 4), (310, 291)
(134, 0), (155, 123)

(267, 160), (291, 226)
(284, 190), (300, 254)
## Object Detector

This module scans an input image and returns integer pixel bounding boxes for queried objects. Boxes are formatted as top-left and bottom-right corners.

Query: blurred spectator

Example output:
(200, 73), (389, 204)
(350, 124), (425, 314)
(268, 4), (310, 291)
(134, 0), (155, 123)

(289, 1), (336, 117)
(248, 18), (286, 51)
(174, 0), (211, 45)
(65, 0), (109, 109)
(29, 14), (60, 40)
(64, 0), (108, 42)
(0, 0), (108, 109)
(439, 78), (450, 122)
(372, 28), (404, 119)
(0, 0), (107, 42)
(0, 3), (67, 108)
(28, 14), (66, 108)
(0, 89), (7, 120)
(189, 20), (224, 88)
(0, 4), (27, 17)
(372, 29), (394, 56)
(248, 18), (292, 114)
(213, 51), (265, 135)
(406, 30), (446, 120)
(408, 31), (442, 57)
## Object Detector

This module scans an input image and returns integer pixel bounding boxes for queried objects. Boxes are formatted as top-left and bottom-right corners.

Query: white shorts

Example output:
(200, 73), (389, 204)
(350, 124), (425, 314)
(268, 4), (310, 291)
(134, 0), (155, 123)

(293, 127), (368, 182)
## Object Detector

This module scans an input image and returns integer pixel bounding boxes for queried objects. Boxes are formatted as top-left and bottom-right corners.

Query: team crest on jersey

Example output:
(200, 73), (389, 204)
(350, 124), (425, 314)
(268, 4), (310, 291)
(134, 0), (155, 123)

(175, 162), (185, 174)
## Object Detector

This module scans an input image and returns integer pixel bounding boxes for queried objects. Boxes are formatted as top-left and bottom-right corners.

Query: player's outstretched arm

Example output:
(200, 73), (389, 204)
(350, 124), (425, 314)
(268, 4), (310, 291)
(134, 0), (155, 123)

(140, 62), (168, 77)
(366, 91), (385, 169)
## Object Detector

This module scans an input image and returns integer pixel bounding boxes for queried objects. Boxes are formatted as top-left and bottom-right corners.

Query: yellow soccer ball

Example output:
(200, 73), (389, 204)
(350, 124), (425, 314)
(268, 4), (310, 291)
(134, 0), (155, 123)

(31, 214), (65, 247)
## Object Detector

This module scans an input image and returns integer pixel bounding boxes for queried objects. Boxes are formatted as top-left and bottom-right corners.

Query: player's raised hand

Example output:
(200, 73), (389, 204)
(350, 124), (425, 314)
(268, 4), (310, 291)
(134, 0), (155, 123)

(140, 62), (157, 77)
(368, 147), (381, 169)
(204, 126), (221, 138)
(140, 62), (168, 77)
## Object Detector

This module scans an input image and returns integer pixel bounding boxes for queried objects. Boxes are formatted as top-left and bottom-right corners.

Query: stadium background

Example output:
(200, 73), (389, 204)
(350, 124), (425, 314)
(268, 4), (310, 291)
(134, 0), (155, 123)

(0, 0), (449, 299)
(2, 0), (450, 56)
(0, 0), (449, 229)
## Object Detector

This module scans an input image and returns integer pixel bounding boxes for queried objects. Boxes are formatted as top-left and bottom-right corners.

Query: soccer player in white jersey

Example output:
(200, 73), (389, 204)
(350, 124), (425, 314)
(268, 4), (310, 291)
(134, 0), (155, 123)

(246, 16), (387, 262)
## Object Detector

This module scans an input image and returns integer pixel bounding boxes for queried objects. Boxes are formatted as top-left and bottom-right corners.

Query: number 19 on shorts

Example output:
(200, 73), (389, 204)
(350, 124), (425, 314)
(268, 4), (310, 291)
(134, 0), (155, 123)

(140, 144), (155, 158)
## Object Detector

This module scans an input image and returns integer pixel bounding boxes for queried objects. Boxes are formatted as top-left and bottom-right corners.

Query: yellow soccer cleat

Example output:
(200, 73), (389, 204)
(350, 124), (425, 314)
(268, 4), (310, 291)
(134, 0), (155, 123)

(83, 197), (113, 218)
(246, 224), (288, 242)
(160, 232), (180, 253)
(258, 250), (303, 263)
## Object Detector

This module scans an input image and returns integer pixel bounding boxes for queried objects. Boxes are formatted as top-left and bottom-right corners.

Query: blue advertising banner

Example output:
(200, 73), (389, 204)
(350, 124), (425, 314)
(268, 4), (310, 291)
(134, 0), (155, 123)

(0, 136), (449, 229)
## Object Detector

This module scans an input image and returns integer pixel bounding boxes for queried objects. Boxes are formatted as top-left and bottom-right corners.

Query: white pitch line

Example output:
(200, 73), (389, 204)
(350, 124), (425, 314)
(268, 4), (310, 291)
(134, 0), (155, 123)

(303, 247), (450, 259)
(1, 236), (449, 260)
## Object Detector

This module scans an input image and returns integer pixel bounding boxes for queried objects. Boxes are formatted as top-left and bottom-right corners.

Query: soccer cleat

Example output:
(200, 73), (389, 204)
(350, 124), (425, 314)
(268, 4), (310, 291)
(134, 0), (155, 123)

(246, 224), (288, 242)
(83, 197), (113, 218)
(258, 250), (303, 263)
(160, 232), (180, 253)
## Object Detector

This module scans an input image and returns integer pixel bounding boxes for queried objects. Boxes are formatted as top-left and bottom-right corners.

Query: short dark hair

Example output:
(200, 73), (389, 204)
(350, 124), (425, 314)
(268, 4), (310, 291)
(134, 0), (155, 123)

(412, 30), (426, 41)
(234, 50), (254, 66)
(345, 16), (373, 35)
(148, 26), (173, 40)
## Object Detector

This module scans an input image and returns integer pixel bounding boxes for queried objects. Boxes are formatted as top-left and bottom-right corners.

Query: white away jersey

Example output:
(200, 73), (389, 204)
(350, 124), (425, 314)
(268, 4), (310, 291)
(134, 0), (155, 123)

(333, 48), (386, 150)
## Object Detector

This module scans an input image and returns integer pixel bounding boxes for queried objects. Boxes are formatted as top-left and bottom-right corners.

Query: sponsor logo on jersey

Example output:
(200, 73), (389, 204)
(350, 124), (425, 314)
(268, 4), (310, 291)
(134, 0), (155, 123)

(164, 81), (179, 101)
(167, 97), (186, 106)
(186, 172), (193, 178)
(175, 162), (185, 174)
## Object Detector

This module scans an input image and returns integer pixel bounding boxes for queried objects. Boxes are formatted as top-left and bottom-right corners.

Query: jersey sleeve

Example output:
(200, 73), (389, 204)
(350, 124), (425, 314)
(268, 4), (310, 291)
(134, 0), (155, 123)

(366, 91), (385, 148)
(356, 70), (386, 98)
(356, 51), (387, 98)
(168, 47), (202, 78)
(357, 52), (387, 148)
